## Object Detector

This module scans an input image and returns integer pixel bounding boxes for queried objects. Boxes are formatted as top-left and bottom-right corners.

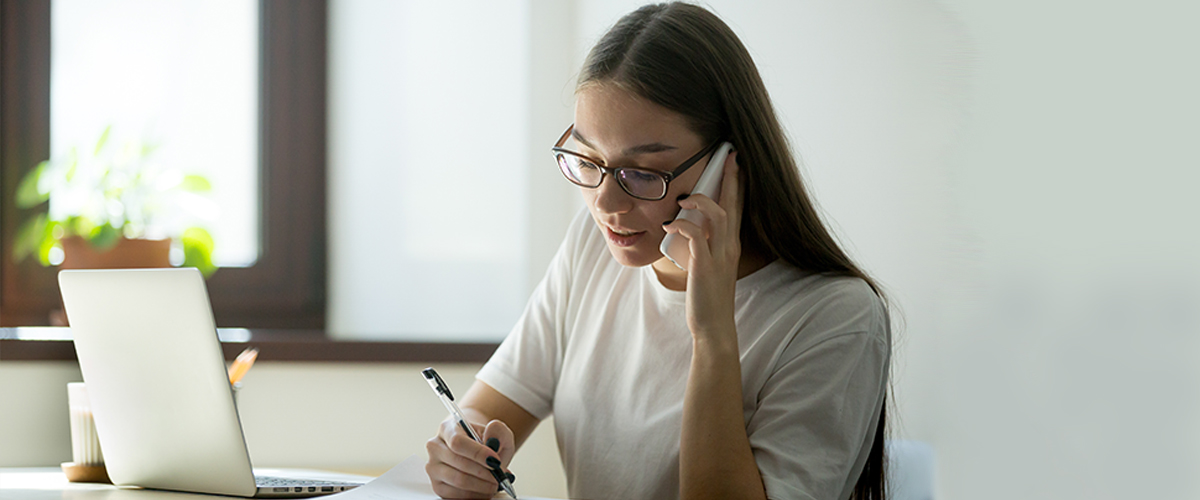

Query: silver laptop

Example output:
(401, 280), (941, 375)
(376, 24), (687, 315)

(60, 268), (363, 498)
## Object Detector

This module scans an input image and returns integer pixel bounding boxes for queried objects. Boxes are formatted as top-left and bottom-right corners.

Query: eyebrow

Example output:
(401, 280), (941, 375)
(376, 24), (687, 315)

(571, 128), (680, 157)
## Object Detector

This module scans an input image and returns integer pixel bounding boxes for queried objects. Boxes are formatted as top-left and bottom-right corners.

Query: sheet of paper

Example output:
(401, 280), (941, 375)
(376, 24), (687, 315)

(326, 455), (563, 500)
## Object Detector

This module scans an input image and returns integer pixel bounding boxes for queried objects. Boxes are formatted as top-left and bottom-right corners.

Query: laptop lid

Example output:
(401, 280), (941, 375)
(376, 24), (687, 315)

(60, 268), (258, 497)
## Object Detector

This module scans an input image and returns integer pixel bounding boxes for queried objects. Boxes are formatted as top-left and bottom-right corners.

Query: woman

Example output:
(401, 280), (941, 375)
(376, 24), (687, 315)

(425, 3), (890, 499)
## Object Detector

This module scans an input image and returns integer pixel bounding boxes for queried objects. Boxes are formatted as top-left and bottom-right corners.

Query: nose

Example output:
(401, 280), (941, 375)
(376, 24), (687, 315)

(592, 173), (634, 215)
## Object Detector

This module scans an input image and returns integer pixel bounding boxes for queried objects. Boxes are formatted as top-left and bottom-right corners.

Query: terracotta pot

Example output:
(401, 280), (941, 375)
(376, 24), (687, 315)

(59, 236), (171, 270)
(51, 236), (172, 326)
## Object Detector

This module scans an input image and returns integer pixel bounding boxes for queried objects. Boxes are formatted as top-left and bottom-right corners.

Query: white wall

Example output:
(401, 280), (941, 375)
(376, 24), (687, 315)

(566, 1), (1200, 498)
(0, 362), (85, 466)
(0, 361), (570, 497)
(328, 0), (582, 342)
(917, 1), (1200, 498)
(328, 0), (563, 342)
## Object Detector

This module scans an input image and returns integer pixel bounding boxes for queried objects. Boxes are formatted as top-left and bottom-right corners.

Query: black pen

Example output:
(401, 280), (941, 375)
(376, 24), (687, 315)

(422, 367), (518, 499)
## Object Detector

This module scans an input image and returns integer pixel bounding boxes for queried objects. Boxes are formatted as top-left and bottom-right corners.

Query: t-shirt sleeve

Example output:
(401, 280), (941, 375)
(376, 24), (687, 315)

(749, 283), (890, 500)
(475, 209), (588, 420)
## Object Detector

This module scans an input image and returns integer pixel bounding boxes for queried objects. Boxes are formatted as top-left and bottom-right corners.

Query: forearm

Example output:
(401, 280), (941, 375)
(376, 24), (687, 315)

(459, 381), (541, 449)
(680, 335), (767, 500)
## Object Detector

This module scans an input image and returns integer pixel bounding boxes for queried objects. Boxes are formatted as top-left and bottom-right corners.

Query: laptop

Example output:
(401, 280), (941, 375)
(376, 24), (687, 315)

(60, 268), (363, 498)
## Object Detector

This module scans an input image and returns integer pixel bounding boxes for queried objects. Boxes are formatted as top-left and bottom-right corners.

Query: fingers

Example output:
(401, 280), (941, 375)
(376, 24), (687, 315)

(669, 194), (731, 261)
(440, 419), (498, 468)
(426, 432), (496, 484)
(426, 460), (497, 499)
(679, 195), (727, 237)
(717, 151), (740, 209)
(482, 420), (517, 466)
(437, 416), (485, 443)
(663, 217), (712, 269)
(670, 151), (741, 263)
(426, 418), (504, 497)
(719, 151), (743, 237)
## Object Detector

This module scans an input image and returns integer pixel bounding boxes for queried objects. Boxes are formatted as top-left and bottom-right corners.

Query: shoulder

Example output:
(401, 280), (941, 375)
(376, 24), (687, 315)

(800, 273), (888, 343)
(742, 265), (889, 353)
(744, 263), (884, 321)
(806, 274), (885, 323)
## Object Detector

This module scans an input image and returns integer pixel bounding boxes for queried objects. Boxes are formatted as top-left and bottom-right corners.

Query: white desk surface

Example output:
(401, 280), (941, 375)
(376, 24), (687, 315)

(0, 467), (375, 500)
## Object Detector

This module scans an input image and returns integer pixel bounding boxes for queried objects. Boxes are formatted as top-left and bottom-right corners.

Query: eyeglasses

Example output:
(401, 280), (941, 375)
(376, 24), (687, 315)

(551, 124), (721, 201)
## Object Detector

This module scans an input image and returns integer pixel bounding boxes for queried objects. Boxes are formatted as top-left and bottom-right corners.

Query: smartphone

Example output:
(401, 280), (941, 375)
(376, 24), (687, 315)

(660, 142), (734, 271)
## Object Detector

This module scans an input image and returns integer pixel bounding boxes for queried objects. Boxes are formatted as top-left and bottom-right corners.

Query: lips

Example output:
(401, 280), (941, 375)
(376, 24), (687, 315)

(604, 225), (645, 247)
(609, 227), (639, 236)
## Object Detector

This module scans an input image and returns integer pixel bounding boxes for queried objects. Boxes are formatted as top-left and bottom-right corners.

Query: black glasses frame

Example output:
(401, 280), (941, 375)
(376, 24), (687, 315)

(551, 124), (722, 201)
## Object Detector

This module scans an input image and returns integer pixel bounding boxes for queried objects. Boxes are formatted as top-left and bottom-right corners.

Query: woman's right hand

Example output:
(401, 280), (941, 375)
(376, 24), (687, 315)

(425, 416), (515, 499)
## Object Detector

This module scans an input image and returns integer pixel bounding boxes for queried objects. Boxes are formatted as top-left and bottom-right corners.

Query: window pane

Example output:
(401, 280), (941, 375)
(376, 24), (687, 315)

(51, 0), (259, 267)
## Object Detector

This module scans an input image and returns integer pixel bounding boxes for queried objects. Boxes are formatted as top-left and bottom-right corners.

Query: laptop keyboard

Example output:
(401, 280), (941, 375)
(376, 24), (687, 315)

(255, 475), (362, 494)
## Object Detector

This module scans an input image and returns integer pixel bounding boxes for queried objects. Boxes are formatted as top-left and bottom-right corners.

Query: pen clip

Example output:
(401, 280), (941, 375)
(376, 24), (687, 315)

(421, 367), (454, 401)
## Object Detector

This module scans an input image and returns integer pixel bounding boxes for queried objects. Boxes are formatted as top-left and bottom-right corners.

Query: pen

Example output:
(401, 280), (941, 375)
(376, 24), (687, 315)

(422, 367), (518, 499)
(227, 347), (258, 386)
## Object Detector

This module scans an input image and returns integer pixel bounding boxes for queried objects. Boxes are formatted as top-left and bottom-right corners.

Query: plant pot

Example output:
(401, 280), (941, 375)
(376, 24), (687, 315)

(60, 236), (171, 270)
(51, 236), (172, 326)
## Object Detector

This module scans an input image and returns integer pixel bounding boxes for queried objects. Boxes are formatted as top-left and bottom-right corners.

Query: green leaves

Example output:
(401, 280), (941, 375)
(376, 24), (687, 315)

(13, 214), (48, 263)
(93, 125), (112, 157)
(181, 227), (216, 278)
(15, 161), (51, 208)
(180, 174), (212, 192)
(87, 223), (122, 251)
(13, 214), (61, 265)
(12, 127), (220, 278)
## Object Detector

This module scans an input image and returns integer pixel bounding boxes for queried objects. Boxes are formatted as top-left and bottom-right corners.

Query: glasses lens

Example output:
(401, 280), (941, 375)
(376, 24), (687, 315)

(557, 153), (602, 187)
(616, 168), (667, 200)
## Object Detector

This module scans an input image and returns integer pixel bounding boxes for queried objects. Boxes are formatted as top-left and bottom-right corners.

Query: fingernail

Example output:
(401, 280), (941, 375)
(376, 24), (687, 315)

(486, 437), (500, 452)
(506, 471), (516, 483)
(486, 456), (501, 468)
(676, 194), (689, 201)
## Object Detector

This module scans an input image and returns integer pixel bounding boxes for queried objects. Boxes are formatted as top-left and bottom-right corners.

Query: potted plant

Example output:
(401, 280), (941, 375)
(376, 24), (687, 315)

(13, 126), (217, 278)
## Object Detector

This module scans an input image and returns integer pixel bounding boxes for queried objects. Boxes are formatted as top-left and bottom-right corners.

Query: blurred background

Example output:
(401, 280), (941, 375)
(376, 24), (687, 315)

(2, 0), (1198, 499)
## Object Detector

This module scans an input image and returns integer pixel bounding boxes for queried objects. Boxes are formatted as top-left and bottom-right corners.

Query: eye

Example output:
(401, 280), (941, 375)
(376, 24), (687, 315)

(620, 169), (661, 183)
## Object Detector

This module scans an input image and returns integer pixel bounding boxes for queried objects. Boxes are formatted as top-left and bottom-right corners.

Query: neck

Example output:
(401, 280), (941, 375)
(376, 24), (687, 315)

(651, 251), (772, 292)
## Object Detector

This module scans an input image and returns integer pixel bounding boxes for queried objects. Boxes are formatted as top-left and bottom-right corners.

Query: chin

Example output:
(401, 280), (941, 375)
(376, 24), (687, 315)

(605, 241), (664, 268)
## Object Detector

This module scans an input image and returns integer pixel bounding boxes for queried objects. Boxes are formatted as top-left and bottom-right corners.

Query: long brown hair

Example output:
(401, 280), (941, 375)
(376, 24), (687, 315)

(579, 3), (889, 499)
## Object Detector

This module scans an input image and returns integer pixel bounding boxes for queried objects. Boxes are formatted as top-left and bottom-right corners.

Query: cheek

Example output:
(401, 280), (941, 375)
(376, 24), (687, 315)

(580, 187), (599, 210)
(666, 171), (702, 200)
(645, 199), (680, 226)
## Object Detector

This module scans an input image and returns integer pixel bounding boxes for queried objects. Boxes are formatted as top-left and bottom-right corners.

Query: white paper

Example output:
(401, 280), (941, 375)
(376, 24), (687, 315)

(327, 455), (562, 500)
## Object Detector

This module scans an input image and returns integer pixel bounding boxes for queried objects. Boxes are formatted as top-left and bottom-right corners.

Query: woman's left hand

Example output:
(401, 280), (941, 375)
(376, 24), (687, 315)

(662, 150), (743, 345)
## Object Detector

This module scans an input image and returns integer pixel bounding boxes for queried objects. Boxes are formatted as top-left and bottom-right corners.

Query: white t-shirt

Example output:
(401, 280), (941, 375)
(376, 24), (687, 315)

(477, 210), (890, 500)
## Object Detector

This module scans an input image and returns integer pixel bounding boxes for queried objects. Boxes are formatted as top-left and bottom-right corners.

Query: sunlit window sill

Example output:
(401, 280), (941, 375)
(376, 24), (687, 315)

(0, 327), (499, 363)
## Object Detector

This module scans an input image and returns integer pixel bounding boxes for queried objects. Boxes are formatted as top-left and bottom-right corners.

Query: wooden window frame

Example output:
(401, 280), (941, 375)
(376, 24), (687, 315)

(0, 327), (500, 363)
(0, 0), (328, 329)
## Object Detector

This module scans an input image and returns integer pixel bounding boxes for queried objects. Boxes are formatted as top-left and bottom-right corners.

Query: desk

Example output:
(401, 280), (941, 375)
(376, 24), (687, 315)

(0, 467), (374, 500)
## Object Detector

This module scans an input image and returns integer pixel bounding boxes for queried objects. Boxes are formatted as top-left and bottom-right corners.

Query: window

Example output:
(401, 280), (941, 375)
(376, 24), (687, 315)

(1, 0), (328, 328)
(51, 0), (260, 267)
